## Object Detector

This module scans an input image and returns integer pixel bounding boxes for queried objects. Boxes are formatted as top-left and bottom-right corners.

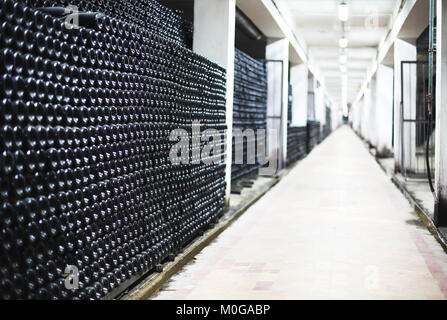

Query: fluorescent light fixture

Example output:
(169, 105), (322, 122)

(340, 65), (347, 73)
(341, 74), (348, 83)
(338, 1), (349, 22)
(339, 35), (348, 48)
(339, 54), (347, 64)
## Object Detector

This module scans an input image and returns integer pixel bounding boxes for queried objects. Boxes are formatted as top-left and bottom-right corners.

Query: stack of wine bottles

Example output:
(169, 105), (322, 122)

(0, 0), (226, 300)
(232, 49), (267, 182)
(24, 0), (193, 48)
(287, 127), (307, 166)
(306, 120), (321, 153)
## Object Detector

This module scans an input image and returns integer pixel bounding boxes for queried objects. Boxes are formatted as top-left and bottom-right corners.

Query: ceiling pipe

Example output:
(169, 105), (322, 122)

(235, 7), (264, 41)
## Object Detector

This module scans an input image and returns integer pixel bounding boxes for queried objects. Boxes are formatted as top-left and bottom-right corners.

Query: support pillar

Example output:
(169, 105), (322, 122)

(367, 79), (377, 146)
(308, 76), (316, 121)
(315, 85), (325, 128)
(193, 0), (235, 206)
(357, 100), (364, 134)
(265, 38), (289, 171)
(362, 85), (372, 141)
(393, 38), (417, 173)
(290, 64), (308, 127)
(375, 64), (394, 157)
(331, 103), (341, 131)
(435, 0), (447, 226)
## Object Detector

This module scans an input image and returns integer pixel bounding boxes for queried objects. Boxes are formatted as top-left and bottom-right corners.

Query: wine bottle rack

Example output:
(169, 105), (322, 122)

(231, 49), (267, 182)
(0, 0), (226, 299)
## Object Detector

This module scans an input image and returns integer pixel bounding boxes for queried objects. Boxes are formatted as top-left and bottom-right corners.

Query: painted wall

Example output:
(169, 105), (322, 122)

(366, 80), (377, 146)
(375, 64), (394, 157)
(266, 38), (289, 170)
(435, 0), (447, 224)
(393, 38), (417, 172)
(351, 99), (363, 134)
(361, 91), (369, 140)
(194, 0), (236, 204)
(290, 64), (308, 127)
(331, 103), (342, 131)
(315, 85), (326, 127)
(308, 75), (315, 120)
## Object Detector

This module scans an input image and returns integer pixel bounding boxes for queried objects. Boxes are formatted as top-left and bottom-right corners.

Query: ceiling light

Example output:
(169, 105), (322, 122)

(338, 1), (349, 22)
(339, 35), (348, 48)
(339, 54), (347, 64)
(340, 65), (347, 73)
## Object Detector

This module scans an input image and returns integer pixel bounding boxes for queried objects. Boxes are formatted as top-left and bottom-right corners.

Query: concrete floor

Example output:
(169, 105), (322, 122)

(153, 126), (447, 300)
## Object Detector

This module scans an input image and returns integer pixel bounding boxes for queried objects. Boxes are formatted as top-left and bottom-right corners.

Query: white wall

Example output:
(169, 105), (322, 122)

(266, 38), (289, 170)
(361, 92), (369, 139)
(315, 85), (326, 127)
(290, 64), (308, 127)
(362, 86), (371, 141)
(351, 99), (363, 134)
(375, 64), (394, 156)
(194, 0), (235, 205)
(308, 75), (315, 120)
(331, 103), (342, 131)
(393, 38), (417, 172)
(194, 0), (235, 69)
(366, 80), (377, 146)
(435, 0), (447, 225)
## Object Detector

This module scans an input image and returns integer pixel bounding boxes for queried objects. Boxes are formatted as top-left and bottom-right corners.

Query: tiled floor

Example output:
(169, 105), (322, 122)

(153, 126), (447, 300)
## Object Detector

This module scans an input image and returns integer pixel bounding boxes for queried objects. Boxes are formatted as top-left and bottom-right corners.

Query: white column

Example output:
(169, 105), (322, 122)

(315, 85), (325, 126)
(193, 0), (235, 206)
(355, 99), (364, 135)
(331, 103), (341, 131)
(361, 93), (368, 139)
(375, 64), (394, 157)
(351, 101), (361, 133)
(368, 80), (377, 146)
(336, 104), (343, 129)
(363, 85), (372, 142)
(393, 38), (417, 173)
(290, 64), (308, 127)
(362, 80), (378, 146)
(435, 0), (447, 225)
(308, 76), (315, 120)
(266, 38), (289, 170)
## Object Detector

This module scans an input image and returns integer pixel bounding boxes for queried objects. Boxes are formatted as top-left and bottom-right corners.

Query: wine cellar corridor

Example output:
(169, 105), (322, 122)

(2, 0), (447, 302)
(154, 126), (447, 300)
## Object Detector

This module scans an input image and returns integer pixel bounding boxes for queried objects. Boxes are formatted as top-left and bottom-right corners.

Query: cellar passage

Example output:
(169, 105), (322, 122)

(2, 0), (447, 302)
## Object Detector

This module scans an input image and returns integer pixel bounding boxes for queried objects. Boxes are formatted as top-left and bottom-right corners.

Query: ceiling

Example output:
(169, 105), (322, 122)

(274, 0), (400, 105)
